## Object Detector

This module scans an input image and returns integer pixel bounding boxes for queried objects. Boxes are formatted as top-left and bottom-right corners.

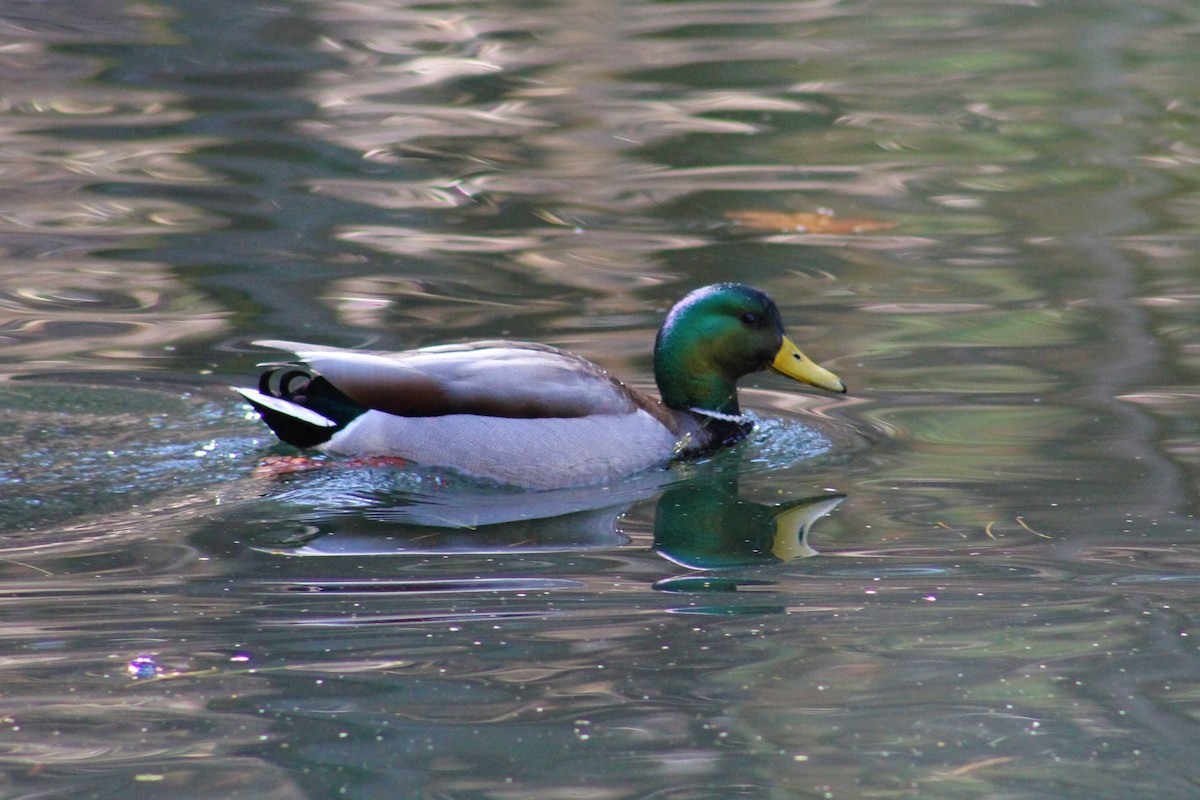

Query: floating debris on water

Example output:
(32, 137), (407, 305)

(127, 656), (160, 680)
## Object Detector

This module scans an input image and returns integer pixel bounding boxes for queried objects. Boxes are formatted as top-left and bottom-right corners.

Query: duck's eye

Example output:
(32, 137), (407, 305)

(740, 311), (761, 325)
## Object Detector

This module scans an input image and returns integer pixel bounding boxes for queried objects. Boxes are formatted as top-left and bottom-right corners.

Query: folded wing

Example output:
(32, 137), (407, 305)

(254, 339), (641, 419)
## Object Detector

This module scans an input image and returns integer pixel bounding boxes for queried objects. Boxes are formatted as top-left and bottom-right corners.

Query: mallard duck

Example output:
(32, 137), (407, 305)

(235, 283), (846, 489)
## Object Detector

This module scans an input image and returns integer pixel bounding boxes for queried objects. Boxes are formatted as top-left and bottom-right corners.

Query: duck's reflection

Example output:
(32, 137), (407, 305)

(652, 477), (845, 570)
(254, 466), (845, 575)
(263, 467), (673, 556)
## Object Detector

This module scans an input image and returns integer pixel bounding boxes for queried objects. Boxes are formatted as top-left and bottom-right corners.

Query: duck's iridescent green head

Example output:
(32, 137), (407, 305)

(653, 283), (846, 414)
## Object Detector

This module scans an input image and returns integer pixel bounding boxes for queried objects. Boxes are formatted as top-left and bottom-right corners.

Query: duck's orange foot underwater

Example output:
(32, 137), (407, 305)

(252, 455), (410, 477)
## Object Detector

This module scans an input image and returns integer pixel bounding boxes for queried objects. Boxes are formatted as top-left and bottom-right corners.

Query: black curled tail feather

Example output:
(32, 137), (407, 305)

(243, 365), (368, 449)
(259, 367), (313, 398)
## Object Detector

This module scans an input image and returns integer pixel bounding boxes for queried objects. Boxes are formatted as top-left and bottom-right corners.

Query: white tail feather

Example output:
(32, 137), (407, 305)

(232, 387), (338, 428)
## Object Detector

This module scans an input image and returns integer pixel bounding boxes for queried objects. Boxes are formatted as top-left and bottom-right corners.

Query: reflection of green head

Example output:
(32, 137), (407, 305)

(652, 477), (845, 570)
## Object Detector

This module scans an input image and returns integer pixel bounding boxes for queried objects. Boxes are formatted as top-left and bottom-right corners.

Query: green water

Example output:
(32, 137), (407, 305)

(1, 0), (1199, 797)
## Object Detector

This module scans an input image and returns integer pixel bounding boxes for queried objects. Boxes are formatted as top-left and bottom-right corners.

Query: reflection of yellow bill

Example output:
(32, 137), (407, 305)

(770, 335), (846, 393)
(771, 494), (847, 561)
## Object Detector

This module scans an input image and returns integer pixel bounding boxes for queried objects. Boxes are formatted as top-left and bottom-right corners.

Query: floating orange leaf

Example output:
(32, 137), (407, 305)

(727, 209), (894, 234)
(932, 756), (1015, 778)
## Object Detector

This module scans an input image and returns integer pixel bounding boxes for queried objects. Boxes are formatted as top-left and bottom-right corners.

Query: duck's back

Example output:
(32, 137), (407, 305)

(246, 340), (698, 488)
(258, 339), (640, 419)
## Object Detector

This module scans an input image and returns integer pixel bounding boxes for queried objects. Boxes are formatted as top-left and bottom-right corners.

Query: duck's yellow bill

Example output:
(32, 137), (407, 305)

(770, 335), (847, 393)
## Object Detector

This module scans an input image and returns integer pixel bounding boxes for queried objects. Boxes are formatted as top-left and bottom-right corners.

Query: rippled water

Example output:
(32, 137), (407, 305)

(2, 0), (1199, 797)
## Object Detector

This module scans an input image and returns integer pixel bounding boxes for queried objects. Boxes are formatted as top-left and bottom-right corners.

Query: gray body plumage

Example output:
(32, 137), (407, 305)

(237, 339), (705, 489)
(329, 408), (688, 489)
